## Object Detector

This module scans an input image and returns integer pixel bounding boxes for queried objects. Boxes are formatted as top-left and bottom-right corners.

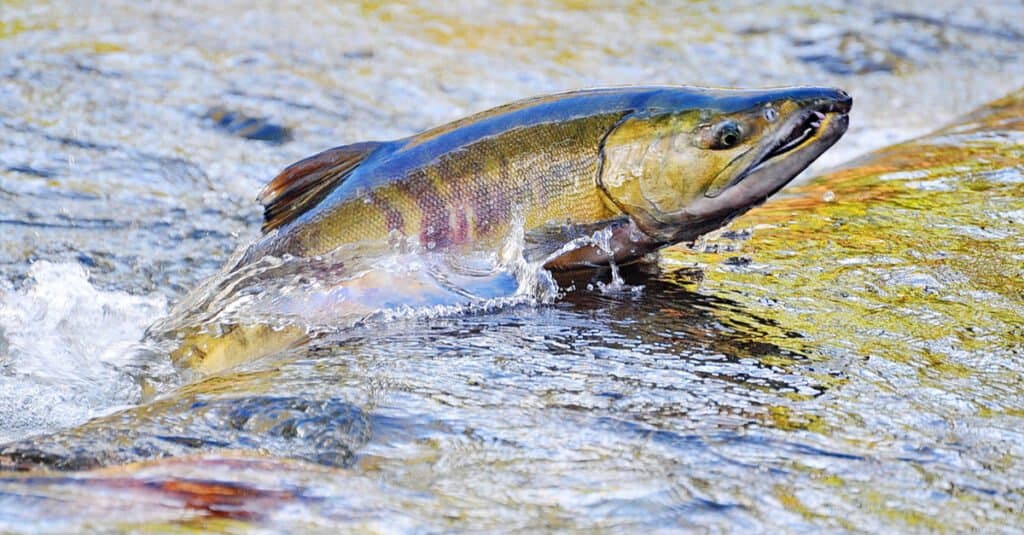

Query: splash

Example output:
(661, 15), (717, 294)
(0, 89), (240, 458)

(148, 219), (587, 369)
(152, 245), (541, 337)
(0, 262), (167, 442)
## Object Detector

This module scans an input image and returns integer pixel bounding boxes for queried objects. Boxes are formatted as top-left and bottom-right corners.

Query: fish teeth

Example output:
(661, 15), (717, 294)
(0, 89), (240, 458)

(813, 111), (826, 120)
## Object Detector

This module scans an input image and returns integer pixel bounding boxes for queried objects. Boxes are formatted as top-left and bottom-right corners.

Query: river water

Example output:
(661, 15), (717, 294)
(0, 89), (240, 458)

(1, 1), (1023, 532)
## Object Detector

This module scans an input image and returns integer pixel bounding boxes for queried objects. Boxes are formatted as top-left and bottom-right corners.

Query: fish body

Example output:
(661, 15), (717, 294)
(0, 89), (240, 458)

(249, 86), (851, 269)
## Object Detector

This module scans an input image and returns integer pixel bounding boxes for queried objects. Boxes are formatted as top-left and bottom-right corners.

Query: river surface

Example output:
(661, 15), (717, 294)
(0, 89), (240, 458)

(1, 1), (1023, 532)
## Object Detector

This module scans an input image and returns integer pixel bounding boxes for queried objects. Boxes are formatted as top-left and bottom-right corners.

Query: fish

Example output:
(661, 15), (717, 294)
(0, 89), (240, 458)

(251, 85), (851, 268)
(163, 85), (852, 372)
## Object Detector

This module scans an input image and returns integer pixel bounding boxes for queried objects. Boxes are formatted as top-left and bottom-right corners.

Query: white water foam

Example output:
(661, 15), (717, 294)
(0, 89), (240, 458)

(0, 262), (167, 443)
(152, 216), (570, 340)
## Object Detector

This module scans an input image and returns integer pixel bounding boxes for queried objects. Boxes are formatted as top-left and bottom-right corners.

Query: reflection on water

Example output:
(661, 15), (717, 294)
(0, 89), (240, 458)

(2, 0), (1024, 532)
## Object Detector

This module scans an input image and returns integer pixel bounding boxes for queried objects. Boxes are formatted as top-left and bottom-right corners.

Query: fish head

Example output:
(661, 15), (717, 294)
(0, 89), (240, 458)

(598, 86), (851, 243)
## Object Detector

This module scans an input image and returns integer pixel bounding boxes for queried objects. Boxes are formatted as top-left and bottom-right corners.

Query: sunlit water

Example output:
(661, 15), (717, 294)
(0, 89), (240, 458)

(2, 0), (1024, 532)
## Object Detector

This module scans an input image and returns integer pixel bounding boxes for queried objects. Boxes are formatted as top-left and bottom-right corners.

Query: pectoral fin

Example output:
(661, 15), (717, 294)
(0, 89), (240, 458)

(525, 217), (661, 271)
(523, 218), (627, 264)
(259, 141), (384, 232)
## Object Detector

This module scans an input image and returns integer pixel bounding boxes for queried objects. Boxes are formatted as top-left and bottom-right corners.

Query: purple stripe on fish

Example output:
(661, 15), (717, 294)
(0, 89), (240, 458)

(453, 208), (469, 244)
(471, 179), (511, 237)
(399, 170), (451, 248)
(457, 151), (503, 237)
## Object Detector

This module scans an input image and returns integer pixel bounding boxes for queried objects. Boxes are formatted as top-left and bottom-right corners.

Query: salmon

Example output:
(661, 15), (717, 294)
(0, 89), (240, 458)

(250, 86), (850, 268)
(163, 85), (852, 372)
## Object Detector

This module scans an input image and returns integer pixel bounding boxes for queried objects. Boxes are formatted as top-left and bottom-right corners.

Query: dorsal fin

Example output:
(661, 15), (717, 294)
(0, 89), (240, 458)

(258, 141), (383, 233)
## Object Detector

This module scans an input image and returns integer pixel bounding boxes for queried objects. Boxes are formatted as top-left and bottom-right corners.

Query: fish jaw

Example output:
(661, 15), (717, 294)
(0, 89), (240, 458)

(664, 108), (850, 244)
(599, 87), (852, 245)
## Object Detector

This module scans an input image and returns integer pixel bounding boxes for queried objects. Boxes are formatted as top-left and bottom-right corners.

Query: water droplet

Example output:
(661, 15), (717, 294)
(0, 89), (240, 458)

(426, 240), (436, 250)
(628, 225), (645, 242)
(823, 190), (836, 202)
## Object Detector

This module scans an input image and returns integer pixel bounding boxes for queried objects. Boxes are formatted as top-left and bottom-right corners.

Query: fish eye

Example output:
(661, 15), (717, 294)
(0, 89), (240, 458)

(763, 107), (778, 122)
(707, 121), (743, 150)
(694, 120), (745, 150)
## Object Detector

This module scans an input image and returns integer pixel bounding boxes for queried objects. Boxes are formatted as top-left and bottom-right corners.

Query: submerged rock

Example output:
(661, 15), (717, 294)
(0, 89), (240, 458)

(205, 107), (293, 144)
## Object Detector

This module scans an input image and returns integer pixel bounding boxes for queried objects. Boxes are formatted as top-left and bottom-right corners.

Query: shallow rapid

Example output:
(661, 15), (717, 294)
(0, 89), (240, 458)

(2, 1), (1024, 532)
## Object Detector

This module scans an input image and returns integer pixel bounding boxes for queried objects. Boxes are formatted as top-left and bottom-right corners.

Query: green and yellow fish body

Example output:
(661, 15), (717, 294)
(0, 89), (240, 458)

(167, 85), (852, 372)
(252, 85), (850, 267)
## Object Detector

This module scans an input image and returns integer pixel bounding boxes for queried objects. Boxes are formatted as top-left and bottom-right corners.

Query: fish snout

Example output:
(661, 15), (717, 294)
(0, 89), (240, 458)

(833, 88), (853, 113)
(811, 88), (853, 115)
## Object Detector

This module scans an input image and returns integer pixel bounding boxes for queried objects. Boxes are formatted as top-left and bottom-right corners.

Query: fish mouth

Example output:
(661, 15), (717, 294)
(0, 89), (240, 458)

(706, 95), (852, 198)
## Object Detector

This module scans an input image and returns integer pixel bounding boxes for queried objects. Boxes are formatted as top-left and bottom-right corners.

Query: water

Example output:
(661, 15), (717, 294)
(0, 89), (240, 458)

(0, 262), (165, 443)
(2, 0), (1024, 532)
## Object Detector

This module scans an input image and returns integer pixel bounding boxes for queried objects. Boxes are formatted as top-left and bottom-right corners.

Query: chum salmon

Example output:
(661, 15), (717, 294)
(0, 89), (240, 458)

(163, 85), (852, 372)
